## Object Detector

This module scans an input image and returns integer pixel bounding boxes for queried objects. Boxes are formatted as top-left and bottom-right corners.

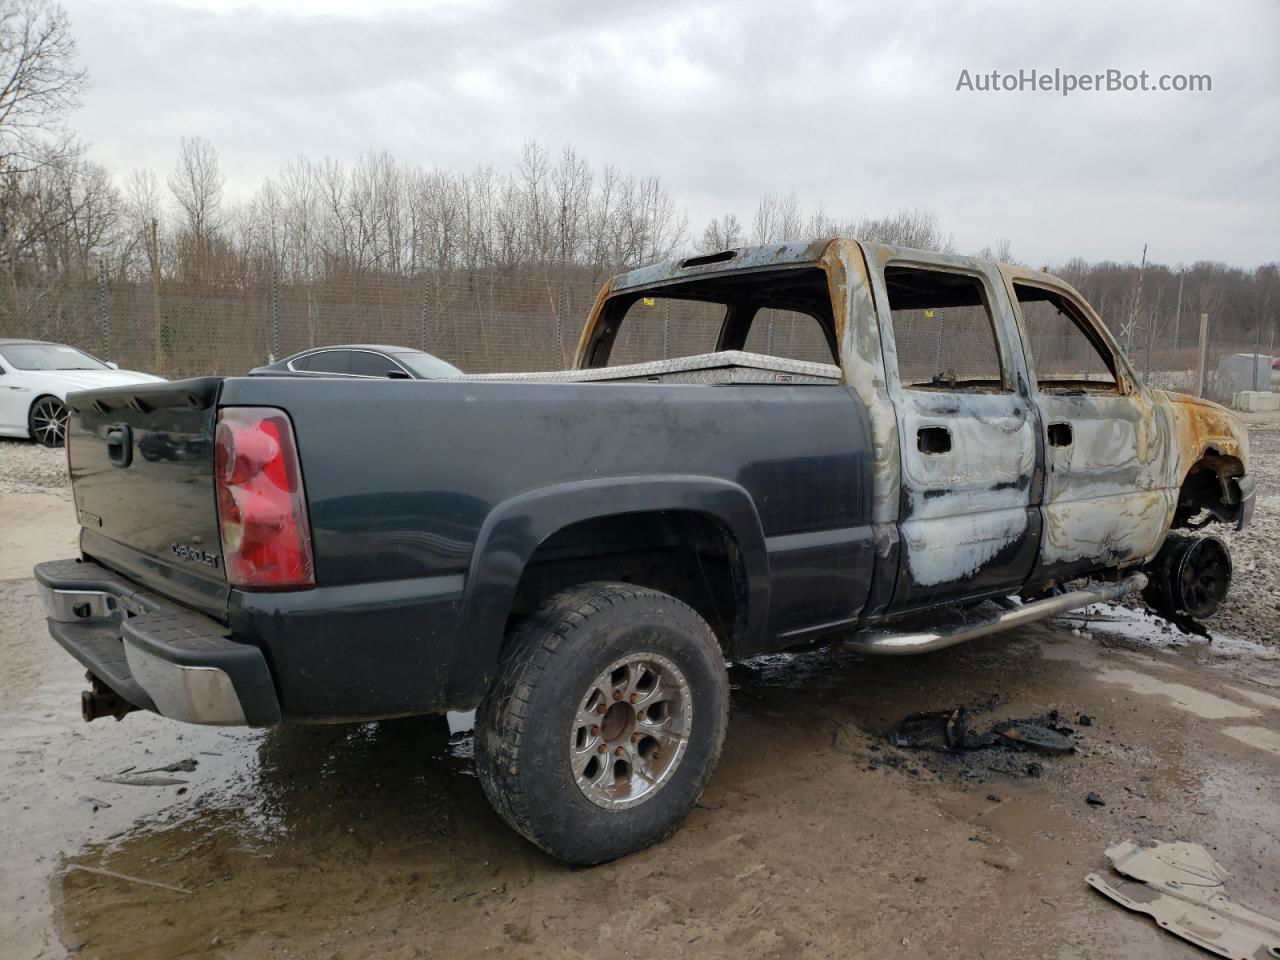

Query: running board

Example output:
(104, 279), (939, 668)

(844, 574), (1148, 656)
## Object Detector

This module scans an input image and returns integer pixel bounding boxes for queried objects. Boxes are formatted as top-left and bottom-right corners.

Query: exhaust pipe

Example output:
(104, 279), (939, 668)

(845, 574), (1148, 656)
(81, 672), (138, 722)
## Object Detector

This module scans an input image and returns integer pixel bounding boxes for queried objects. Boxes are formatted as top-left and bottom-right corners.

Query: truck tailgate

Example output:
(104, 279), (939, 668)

(64, 377), (229, 618)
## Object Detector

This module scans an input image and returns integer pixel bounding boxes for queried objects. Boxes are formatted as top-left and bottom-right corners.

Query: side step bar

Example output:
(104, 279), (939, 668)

(845, 574), (1148, 656)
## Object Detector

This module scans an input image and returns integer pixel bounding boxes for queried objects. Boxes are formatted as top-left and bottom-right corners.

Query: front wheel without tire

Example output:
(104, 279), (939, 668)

(475, 582), (729, 865)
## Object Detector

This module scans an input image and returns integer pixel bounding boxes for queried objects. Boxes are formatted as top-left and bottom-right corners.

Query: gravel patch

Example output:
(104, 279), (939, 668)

(0, 439), (69, 499)
(1207, 413), (1280, 646)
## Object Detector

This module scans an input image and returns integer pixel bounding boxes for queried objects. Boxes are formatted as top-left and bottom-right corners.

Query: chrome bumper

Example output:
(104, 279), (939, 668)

(36, 559), (280, 727)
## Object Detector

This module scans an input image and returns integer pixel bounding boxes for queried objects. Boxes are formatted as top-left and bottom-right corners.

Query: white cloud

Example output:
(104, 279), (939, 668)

(63, 0), (1280, 266)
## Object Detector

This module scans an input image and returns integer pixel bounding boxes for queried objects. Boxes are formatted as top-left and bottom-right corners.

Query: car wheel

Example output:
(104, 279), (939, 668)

(475, 581), (729, 866)
(29, 396), (68, 448)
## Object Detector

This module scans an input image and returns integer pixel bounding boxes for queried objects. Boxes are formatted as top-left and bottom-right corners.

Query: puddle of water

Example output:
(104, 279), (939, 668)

(1094, 668), (1259, 719)
(1056, 603), (1273, 659)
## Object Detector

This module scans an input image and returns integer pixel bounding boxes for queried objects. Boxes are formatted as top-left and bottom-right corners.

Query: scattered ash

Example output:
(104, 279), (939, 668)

(867, 705), (1089, 783)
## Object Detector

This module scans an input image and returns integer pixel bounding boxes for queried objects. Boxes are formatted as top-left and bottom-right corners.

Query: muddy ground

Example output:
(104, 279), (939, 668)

(1, 420), (1278, 960)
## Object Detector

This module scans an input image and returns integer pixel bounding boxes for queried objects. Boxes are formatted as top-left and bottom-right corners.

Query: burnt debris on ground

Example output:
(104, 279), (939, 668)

(873, 704), (1087, 782)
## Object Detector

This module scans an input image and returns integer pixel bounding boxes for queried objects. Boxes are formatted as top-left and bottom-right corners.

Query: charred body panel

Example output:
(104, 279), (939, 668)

(997, 266), (1178, 586)
(862, 244), (1043, 611)
(1160, 391), (1252, 529)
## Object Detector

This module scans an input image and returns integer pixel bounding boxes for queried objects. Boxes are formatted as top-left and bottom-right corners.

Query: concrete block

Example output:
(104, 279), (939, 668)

(1233, 390), (1280, 412)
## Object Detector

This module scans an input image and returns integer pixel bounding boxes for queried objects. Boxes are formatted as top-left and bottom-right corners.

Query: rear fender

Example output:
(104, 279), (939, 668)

(448, 476), (769, 703)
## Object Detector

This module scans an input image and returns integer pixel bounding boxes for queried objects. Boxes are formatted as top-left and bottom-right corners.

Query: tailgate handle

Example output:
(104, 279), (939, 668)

(105, 426), (133, 468)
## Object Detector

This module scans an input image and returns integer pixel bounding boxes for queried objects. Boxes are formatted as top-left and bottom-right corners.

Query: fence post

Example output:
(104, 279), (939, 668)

(933, 316), (944, 376)
(96, 259), (110, 361)
(1195, 312), (1209, 398)
(662, 300), (670, 360)
(149, 218), (163, 372)
(554, 285), (563, 367)
(1253, 321), (1263, 391)
(419, 276), (430, 352)
(270, 269), (280, 362)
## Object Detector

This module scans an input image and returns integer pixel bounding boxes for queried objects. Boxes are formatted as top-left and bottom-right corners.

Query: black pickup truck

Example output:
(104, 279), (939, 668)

(37, 238), (1253, 864)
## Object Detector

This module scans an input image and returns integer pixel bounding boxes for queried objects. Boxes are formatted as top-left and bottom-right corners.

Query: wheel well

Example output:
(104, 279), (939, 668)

(509, 510), (746, 655)
(28, 393), (61, 415)
(1174, 450), (1245, 529)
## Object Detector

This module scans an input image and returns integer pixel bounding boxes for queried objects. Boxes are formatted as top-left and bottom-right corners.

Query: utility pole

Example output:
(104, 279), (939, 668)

(1195, 312), (1209, 398)
(1171, 270), (1184, 357)
(1125, 243), (1147, 354)
(1144, 303), (1155, 386)
(149, 218), (163, 372)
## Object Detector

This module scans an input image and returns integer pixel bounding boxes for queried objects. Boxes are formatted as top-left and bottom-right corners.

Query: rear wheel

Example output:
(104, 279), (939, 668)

(475, 582), (729, 865)
(29, 396), (68, 448)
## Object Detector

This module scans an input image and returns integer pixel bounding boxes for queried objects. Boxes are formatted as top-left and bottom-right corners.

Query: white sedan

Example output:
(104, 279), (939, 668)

(0, 339), (165, 447)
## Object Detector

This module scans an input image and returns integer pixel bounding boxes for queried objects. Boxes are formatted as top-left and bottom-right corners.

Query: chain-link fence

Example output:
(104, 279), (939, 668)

(0, 269), (1274, 404)
(2, 270), (608, 378)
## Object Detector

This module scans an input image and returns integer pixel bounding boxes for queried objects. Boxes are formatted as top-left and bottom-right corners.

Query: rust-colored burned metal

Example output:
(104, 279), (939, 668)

(573, 238), (1250, 600)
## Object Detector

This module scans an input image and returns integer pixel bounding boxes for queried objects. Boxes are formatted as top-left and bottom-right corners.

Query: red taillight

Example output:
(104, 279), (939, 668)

(214, 407), (314, 590)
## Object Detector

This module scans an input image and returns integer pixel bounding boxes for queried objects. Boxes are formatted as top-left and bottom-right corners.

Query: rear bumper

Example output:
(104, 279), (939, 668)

(35, 559), (281, 726)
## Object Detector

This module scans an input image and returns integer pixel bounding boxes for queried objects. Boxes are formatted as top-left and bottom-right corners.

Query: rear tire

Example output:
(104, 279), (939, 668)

(475, 582), (729, 865)
(28, 395), (68, 448)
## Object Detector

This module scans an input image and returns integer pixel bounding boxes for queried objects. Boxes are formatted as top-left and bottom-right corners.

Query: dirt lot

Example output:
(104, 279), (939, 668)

(2, 420), (1278, 960)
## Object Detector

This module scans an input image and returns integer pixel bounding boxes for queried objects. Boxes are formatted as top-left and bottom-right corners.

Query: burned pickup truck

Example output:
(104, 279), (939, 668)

(37, 238), (1253, 864)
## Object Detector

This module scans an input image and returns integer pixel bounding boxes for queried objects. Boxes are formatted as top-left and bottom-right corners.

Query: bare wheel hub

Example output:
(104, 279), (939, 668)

(570, 652), (692, 810)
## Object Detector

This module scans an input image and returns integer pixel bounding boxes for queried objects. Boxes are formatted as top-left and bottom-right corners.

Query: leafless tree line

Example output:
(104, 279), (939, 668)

(0, 0), (1275, 360)
(700, 197), (956, 254)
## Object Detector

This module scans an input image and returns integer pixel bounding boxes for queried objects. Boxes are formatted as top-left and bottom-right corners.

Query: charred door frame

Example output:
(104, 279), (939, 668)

(861, 244), (1045, 612)
(998, 267), (1177, 586)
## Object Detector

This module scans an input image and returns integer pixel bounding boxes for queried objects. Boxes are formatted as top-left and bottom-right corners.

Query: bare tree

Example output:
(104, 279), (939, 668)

(118, 168), (162, 276)
(0, 0), (86, 172)
(699, 213), (742, 252)
(852, 208), (953, 251)
(751, 193), (779, 244)
(168, 136), (224, 246)
(976, 237), (1016, 263)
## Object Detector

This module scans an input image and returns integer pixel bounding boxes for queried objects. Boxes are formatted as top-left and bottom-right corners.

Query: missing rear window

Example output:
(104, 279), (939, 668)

(885, 266), (1006, 392)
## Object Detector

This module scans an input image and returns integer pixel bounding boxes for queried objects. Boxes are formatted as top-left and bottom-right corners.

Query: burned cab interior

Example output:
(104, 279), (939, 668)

(579, 265), (840, 380)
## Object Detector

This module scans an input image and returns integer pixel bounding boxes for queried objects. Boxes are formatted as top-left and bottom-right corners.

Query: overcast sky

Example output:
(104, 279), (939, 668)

(63, 0), (1279, 268)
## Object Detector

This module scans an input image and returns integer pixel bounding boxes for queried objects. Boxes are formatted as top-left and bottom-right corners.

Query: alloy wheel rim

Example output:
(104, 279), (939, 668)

(32, 399), (67, 446)
(569, 652), (693, 810)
